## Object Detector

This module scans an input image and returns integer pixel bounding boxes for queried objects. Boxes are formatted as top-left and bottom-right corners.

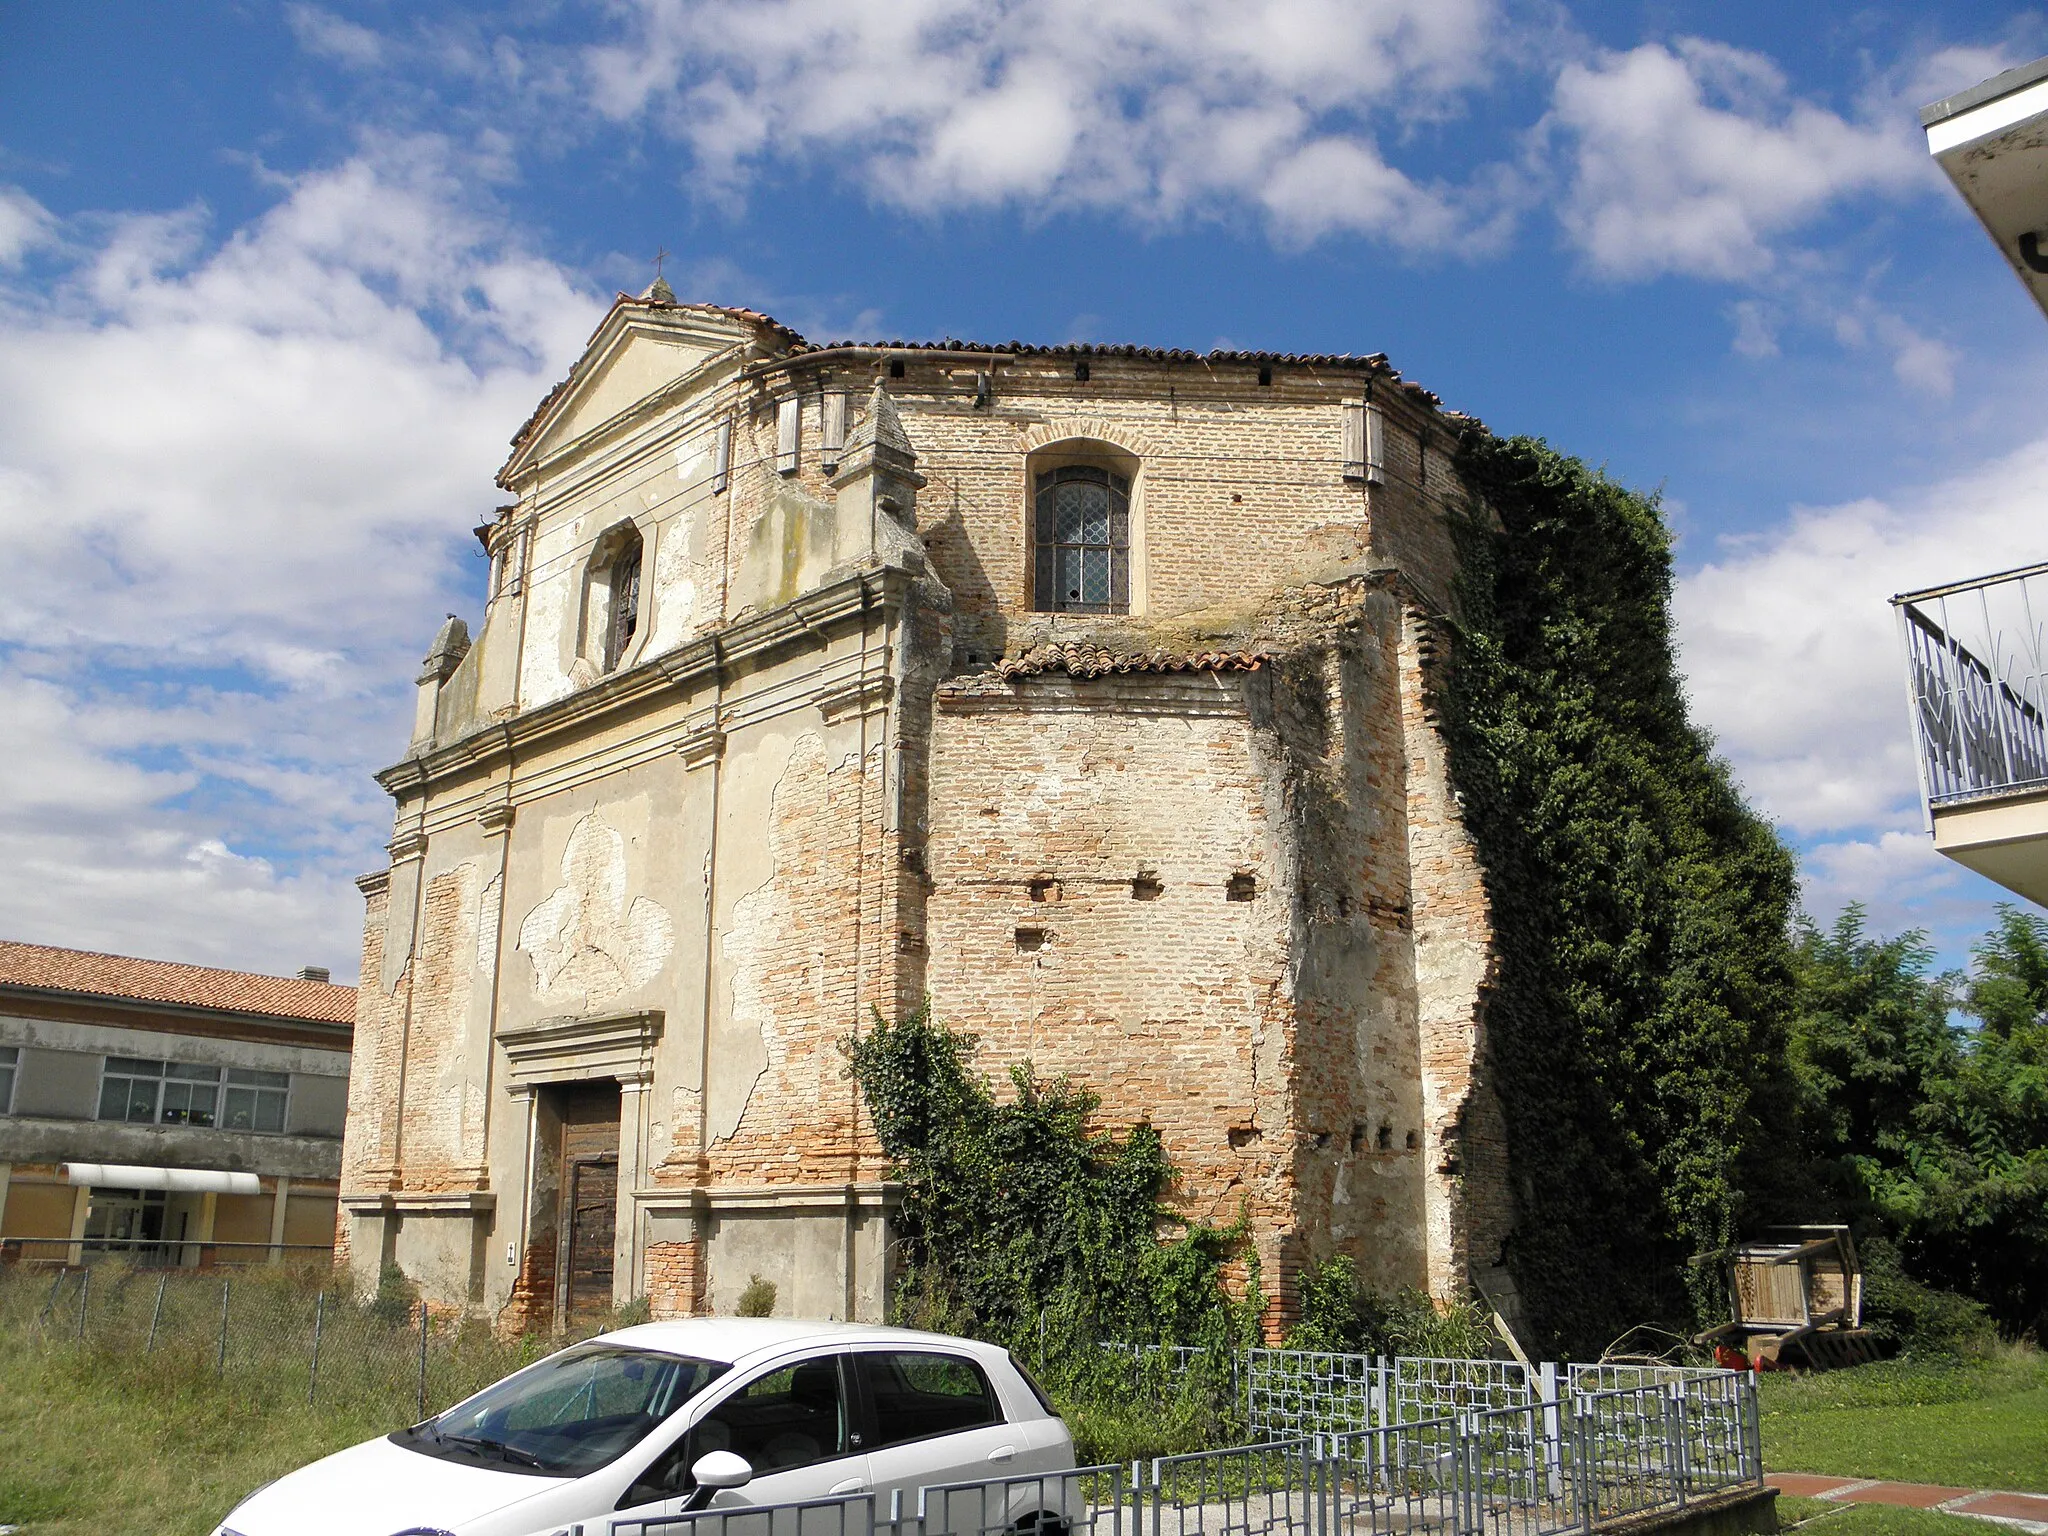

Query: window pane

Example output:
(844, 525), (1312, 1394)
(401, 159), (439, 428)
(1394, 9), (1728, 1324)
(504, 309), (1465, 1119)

(858, 1352), (1000, 1450)
(107, 1057), (163, 1077)
(1111, 548), (1129, 607)
(222, 1087), (254, 1130)
(1056, 547), (1085, 606)
(1082, 547), (1109, 604)
(691, 1356), (847, 1473)
(226, 1068), (289, 1088)
(168, 1062), (221, 1082)
(124, 1080), (159, 1123)
(420, 1344), (726, 1478)
(253, 1090), (286, 1133)
(160, 1079), (217, 1127)
(0, 1064), (13, 1112)
(98, 1076), (129, 1121)
(1034, 545), (1056, 611)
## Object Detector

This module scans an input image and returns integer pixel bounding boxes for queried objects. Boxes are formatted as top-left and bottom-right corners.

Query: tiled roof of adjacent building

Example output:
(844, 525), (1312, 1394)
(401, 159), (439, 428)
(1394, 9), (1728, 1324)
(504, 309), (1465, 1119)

(0, 940), (357, 1024)
(993, 643), (1268, 679)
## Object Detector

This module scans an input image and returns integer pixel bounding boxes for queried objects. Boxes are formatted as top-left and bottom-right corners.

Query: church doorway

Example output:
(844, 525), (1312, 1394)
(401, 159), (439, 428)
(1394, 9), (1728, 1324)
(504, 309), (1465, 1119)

(549, 1080), (621, 1328)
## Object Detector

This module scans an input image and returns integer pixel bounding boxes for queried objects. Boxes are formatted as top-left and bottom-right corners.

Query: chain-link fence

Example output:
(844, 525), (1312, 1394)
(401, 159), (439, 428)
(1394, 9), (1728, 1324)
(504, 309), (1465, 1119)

(1, 1261), (551, 1422)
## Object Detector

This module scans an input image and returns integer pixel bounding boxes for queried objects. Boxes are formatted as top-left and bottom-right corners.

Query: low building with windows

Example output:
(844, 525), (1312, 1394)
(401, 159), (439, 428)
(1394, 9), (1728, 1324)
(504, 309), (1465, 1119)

(344, 291), (1511, 1335)
(0, 941), (355, 1267)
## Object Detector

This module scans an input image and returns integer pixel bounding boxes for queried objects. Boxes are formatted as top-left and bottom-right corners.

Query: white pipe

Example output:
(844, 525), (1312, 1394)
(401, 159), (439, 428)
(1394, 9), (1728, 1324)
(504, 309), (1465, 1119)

(60, 1163), (261, 1195)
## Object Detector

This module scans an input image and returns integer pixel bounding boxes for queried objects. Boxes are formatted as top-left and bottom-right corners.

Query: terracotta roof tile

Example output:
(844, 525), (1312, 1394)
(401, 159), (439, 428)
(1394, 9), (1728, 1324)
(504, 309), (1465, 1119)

(0, 940), (356, 1025)
(993, 643), (1268, 679)
(790, 338), (1443, 406)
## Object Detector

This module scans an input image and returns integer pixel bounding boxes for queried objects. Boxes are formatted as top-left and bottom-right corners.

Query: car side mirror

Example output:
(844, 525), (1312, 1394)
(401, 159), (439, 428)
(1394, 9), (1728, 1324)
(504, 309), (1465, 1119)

(692, 1451), (754, 1491)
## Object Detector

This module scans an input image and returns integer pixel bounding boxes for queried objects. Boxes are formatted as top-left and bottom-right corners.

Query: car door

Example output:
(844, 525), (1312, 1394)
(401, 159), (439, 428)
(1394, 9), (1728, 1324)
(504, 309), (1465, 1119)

(854, 1349), (1023, 1530)
(612, 1351), (870, 1528)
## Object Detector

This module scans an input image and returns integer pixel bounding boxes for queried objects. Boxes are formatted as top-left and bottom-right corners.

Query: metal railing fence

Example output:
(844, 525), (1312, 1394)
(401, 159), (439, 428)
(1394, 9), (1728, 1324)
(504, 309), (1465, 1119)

(1894, 563), (2048, 808)
(608, 1375), (1758, 1536)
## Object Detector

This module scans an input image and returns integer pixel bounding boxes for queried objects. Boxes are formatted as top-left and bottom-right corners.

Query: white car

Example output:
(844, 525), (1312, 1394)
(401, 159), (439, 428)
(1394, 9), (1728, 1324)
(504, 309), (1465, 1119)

(214, 1319), (1077, 1536)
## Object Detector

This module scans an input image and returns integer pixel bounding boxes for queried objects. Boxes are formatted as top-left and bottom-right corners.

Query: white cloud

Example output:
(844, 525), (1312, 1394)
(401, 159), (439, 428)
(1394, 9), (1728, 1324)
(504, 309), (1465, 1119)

(286, 3), (387, 69)
(0, 186), (56, 267)
(0, 147), (603, 978)
(1674, 433), (2048, 844)
(1546, 38), (1930, 281)
(579, 0), (1506, 245)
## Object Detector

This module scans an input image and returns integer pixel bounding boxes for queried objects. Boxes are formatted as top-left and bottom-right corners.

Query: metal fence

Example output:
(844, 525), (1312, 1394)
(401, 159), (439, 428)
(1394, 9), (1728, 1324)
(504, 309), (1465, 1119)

(1894, 562), (2048, 808)
(4, 1262), (547, 1420)
(610, 1373), (1758, 1536)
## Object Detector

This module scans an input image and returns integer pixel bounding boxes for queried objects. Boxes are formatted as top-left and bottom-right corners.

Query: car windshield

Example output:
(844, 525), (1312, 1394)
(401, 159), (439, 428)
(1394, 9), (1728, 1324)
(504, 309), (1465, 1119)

(392, 1344), (728, 1478)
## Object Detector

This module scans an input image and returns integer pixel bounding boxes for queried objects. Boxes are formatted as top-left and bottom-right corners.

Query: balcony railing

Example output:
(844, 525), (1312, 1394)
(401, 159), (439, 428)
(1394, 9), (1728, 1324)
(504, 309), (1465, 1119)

(1893, 561), (2048, 811)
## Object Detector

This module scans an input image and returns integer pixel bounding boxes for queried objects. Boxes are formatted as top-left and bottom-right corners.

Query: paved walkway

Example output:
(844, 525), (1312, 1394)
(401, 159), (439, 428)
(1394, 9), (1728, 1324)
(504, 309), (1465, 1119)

(1770, 1474), (2048, 1534)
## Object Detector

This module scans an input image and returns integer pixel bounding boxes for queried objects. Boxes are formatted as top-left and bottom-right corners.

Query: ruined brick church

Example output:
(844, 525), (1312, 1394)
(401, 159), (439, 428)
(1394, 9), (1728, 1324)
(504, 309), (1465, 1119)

(337, 286), (1513, 1335)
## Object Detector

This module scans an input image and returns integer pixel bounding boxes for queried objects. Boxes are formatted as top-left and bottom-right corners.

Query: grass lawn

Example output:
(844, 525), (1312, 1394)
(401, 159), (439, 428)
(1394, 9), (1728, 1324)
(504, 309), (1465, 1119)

(1759, 1347), (2048, 1494)
(0, 1336), (408, 1536)
(1774, 1499), (2002, 1536)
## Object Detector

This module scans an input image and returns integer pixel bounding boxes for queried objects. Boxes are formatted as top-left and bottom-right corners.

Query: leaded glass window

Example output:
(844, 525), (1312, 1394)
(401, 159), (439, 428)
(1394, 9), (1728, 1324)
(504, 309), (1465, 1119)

(1033, 465), (1130, 614)
(603, 534), (642, 673)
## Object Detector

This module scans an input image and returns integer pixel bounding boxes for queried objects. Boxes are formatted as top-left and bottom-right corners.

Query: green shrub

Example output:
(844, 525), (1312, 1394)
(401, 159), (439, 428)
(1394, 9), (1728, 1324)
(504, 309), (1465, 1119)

(736, 1276), (777, 1318)
(1287, 1255), (1497, 1358)
(367, 1261), (418, 1327)
(1859, 1240), (1995, 1359)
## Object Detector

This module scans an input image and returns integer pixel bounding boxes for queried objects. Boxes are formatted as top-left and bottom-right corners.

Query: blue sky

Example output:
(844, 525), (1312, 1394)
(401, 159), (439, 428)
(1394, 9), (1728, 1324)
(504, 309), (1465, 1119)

(0, 0), (2043, 981)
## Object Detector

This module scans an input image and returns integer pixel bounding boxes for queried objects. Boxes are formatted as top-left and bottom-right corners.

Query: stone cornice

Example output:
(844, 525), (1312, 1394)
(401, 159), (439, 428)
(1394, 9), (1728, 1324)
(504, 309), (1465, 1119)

(497, 1009), (665, 1088)
(377, 565), (917, 799)
(631, 1180), (902, 1215)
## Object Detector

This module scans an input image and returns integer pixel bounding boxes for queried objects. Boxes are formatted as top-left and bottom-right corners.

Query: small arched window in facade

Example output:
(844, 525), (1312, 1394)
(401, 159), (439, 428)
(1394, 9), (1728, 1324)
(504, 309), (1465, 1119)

(598, 525), (643, 672)
(1033, 464), (1130, 614)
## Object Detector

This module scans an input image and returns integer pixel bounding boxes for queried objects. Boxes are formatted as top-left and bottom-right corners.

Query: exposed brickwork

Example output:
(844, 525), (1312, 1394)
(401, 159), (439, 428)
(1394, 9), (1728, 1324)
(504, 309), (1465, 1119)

(349, 308), (1505, 1332)
(645, 1238), (705, 1318)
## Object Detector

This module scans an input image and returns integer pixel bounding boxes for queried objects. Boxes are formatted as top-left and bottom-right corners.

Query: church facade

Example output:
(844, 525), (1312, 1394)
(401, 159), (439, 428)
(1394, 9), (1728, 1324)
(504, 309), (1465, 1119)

(336, 290), (1512, 1334)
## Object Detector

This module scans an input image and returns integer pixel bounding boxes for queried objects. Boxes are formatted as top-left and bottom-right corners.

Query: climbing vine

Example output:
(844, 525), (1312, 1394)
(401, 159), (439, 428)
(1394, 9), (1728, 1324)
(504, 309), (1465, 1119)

(1441, 432), (1802, 1357)
(842, 1007), (1259, 1357)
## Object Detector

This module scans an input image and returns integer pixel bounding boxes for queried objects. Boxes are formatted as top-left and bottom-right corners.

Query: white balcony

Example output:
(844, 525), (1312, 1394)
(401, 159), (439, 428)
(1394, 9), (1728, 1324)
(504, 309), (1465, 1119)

(1893, 562), (2048, 906)
(1926, 56), (2048, 322)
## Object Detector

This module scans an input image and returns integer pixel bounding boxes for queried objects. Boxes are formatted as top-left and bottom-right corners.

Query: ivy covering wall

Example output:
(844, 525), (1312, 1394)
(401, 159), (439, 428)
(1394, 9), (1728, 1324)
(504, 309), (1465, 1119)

(842, 1008), (1257, 1355)
(1442, 432), (1802, 1358)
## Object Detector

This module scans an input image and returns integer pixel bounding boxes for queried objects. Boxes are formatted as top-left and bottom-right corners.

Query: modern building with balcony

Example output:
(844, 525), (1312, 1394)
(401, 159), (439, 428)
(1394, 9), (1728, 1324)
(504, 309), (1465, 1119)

(0, 940), (355, 1268)
(1893, 67), (2048, 908)
(1894, 565), (2048, 906)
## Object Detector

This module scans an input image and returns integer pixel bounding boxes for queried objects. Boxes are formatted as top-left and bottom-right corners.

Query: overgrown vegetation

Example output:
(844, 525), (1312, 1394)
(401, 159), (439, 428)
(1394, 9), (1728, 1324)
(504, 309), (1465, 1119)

(1443, 432), (1802, 1356)
(1284, 1255), (1495, 1358)
(1438, 433), (2048, 1358)
(842, 1007), (1256, 1458)
(844, 1005), (1259, 1355)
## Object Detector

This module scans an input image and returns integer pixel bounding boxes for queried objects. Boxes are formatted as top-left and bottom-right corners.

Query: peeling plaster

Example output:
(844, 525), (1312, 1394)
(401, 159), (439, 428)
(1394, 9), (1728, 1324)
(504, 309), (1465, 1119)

(517, 811), (674, 1008)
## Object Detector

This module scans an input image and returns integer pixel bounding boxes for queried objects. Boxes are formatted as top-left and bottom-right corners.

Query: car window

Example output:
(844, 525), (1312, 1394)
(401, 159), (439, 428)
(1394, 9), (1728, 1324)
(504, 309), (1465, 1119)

(857, 1352), (1001, 1450)
(693, 1355), (851, 1474)
(397, 1345), (726, 1478)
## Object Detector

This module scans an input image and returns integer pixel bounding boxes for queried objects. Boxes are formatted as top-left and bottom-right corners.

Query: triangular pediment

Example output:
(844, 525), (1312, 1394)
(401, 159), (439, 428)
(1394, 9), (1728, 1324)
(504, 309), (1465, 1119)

(502, 302), (779, 482)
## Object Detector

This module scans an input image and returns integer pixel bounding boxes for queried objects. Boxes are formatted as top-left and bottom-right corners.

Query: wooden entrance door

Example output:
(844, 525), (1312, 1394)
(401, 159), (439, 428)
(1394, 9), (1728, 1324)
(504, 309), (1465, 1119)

(552, 1080), (622, 1329)
(566, 1156), (618, 1325)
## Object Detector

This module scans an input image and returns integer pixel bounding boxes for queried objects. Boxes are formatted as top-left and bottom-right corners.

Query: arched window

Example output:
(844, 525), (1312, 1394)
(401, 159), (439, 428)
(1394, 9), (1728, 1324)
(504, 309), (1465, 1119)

(588, 523), (644, 673)
(1033, 464), (1130, 614)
